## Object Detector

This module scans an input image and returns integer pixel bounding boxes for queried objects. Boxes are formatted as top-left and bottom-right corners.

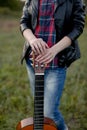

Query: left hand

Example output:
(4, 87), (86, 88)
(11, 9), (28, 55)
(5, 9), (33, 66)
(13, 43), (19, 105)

(35, 45), (57, 64)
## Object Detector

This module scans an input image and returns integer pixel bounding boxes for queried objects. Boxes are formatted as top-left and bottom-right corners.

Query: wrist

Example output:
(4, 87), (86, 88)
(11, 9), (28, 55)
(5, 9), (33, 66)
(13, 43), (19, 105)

(23, 29), (37, 44)
(29, 37), (37, 44)
(52, 45), (58, 56)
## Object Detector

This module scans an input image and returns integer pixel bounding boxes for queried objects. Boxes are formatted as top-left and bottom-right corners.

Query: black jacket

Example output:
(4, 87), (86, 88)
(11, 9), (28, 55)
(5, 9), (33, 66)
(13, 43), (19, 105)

(20, 0), (85, 67)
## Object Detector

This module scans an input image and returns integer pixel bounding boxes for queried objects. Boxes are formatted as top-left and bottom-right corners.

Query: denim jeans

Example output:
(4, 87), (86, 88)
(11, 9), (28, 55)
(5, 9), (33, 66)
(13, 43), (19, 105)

(26, 59), (68, 130)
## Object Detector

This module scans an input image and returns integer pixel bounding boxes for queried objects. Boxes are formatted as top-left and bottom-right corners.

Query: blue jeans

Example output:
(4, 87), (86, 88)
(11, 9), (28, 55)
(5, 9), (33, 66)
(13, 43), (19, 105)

(26, 59), (67, 130)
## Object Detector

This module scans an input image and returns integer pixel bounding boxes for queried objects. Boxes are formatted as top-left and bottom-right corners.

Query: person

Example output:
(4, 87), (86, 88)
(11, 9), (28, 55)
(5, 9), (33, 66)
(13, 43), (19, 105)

(20, 0), (85, 130)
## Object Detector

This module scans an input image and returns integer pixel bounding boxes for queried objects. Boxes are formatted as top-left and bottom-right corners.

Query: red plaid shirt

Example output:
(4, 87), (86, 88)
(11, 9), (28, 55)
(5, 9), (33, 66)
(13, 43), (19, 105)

(35, 0), (58, 67)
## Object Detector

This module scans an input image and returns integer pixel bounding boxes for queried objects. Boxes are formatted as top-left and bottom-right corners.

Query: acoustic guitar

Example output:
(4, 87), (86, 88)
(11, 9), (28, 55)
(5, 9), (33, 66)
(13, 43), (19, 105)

(16, 52), (57, 130)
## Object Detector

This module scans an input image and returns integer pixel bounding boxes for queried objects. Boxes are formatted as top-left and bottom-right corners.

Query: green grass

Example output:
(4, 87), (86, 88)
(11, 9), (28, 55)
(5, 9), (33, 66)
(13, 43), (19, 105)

(0, 16), (87, 130)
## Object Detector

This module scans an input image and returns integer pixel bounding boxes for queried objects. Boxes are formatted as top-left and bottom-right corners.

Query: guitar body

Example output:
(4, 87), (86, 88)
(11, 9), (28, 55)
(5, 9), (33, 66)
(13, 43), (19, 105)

(17, 117), (57, 130)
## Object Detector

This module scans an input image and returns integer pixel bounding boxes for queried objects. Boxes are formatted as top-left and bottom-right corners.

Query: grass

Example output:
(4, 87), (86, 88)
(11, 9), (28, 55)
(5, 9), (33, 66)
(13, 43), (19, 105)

(0, 15), (87, 130)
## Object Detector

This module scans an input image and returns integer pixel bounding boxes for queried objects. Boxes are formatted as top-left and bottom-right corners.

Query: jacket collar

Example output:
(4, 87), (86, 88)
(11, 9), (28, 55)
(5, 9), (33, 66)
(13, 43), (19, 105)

(31, 0), (66, 17)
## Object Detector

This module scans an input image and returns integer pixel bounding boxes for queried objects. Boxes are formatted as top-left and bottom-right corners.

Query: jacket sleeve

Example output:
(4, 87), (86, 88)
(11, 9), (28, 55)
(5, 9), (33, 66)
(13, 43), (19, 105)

(67, 0), (86, 41)
(20, 0), (32, 34)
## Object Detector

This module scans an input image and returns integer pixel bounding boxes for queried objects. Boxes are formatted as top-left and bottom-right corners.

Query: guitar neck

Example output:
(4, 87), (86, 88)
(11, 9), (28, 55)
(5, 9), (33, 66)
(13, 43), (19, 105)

(34, 74), (44, 130)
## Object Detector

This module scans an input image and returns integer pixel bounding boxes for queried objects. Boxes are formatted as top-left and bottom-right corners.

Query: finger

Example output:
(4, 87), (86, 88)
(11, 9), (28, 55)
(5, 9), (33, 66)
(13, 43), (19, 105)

(33, 39), (45, 54)
(35, 54), (42, 60)
(30, 39), (41, 54)
(41, 41), (49, 52)
(39, 39), (49, 52)
(44, 43), (49, 49)
(36, 53), (50, 62)
(44, 58), (52, 64)
(34, 42), (41, 54)
(40, 55), (53, 64)
(40, 43), (46, 53)
(35, 49), (50, 61)
(36, 53), (48, 61)
(36, 41), (46, 54)
(36, 38), (44, 53)
(31, 45), (36, 53)
(37, 42), (44, 54)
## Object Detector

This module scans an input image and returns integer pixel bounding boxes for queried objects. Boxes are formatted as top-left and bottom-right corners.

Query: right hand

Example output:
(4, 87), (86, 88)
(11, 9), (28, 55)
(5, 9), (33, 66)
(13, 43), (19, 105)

(29, 38), (49, 55)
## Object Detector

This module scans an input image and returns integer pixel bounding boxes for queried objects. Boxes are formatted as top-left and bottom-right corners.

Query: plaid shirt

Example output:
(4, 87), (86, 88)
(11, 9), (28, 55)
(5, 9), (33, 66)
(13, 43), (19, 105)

(35, 0), (58, 67)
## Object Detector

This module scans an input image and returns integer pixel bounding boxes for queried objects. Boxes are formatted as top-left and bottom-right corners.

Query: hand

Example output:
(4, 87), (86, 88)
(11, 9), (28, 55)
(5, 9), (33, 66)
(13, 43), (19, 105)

(29, 38), (49, 55)
(35, 45), (58, 64)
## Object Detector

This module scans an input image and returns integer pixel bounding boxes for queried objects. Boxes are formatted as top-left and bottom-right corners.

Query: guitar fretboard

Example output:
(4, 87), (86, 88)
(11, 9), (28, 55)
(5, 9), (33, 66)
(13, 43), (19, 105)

(34, 74), (44, 130)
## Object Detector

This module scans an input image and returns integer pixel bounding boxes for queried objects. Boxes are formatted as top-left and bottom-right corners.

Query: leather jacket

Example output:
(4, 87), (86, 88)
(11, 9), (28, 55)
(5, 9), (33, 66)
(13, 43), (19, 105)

(20, 0), (85, 67)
